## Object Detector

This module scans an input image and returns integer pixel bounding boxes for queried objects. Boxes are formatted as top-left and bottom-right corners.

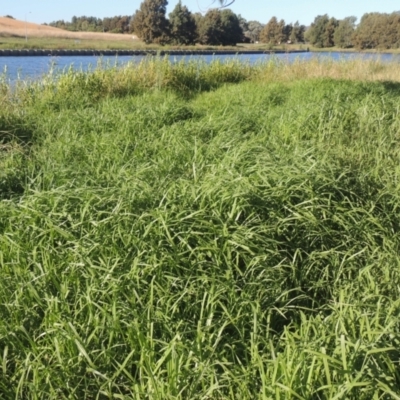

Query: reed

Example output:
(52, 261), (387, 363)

(1, 57), (400, 399)
(4, 56), (400, 108)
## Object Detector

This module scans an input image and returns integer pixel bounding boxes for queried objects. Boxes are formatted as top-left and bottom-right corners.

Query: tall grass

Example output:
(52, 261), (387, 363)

(5, 56), (400, 108)
(1, 58), (400, 398)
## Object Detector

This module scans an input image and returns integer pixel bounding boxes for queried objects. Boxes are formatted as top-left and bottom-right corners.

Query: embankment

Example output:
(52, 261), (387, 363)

(0, 49), (309, 56)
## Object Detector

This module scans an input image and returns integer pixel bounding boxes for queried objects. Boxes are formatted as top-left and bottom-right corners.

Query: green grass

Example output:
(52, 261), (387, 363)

(1, 58), (400, 399)
(0, 36), (297, 51)
(4, 35), (400, 54)
(0, 36), (139, 50)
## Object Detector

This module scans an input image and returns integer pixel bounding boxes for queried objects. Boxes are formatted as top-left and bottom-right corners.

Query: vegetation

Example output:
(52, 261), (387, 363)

(353, 12), (400, 49)
(0, 36), (140, 50)
(305, 12), (400, 50)
(48, 15), (132, 34)
(305, 14), (338, 48)
(132, 0), (170, 44)
(290, 21), (306, 44)
(43, 5), (400, 50)
(197, 9), (242, 46)
(1, 57), (400, 398)
(333, 17), (357, 49)
(259, 17), (284, 45)
(168, 1), (197, 45)
(242, 20), (264, 43)
(0, 17), (139, 50)
(0, 35), (309, 51)
(258, 18), (306, 46)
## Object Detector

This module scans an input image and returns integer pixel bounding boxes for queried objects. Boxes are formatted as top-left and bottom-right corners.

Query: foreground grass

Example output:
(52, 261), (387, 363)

(1, 58), (400, 399)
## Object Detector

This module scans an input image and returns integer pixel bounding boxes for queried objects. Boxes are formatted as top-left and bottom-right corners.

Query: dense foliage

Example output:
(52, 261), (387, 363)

(48, 15), (131, 33)
(305, 11), (400, 49)
(131, 0), (170, 44)
(168, 0), (197, 45)
(353, 12), (400, 49)
(1, 58), (400, 398)
(197, 9), (242, 46)
(258, 18), (306, 45)
(259, 17), (284, 44)
(46, 4), (400, 49)
(333, 16), (357, 48)
(243, 20), (264, 43)
(305, 14), (338, 48)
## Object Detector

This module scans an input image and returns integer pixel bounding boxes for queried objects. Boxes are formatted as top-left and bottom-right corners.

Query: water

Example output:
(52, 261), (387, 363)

(0, 52), (399, 83)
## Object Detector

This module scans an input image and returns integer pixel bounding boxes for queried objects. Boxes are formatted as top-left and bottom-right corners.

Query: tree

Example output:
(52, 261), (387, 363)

(282, 23), (292, 43)
(197, 8), (242, 46)
(333, 16), (356, 48)
(245, 20), (264, 43)
(260, 17), (284, 45)
(197, 9), (222, 45)
(237, 14), (249, 42)
(352, 13), (378, 49)
(353, 12), (400, 49)
(192, 12), (203, 40)
(132, 0), (170, 44)
(323, 17), (338, 47)
(48, 15), (131, 33)
(290, 21), (306, 43)
(220, 9), (243, 45)
(305, 14), (337, 48)
(169, 1), (197, 44)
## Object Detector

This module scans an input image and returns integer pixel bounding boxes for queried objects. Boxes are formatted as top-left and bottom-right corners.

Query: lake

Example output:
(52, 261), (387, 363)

(1, 52), (400, 82)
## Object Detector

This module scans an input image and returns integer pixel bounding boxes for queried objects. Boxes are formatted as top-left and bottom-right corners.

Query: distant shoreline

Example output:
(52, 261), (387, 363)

(0, 49), (310, 57)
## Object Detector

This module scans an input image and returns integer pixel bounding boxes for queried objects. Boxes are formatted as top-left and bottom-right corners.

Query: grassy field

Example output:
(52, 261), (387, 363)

(0, 35), (306, 52)
(1, 58), (400, 399)
(0, 36), (141, 51)
(0, 16), (140, 50)
(3, 35), (400, 53)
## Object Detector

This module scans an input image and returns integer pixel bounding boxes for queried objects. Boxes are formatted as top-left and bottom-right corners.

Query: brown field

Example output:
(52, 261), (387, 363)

(0, 16), (138, 41)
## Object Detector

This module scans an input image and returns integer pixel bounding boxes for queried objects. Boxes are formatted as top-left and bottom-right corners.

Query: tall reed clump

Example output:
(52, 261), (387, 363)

(10, 57), (254, 110)
(6, 56), (400, 110)
(254, 55), (400, 83)
(1, 58), (400, 399)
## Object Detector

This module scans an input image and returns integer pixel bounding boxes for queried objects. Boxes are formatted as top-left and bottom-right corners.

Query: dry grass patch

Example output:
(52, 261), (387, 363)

(0, 17), (138, 41)
(255, 57), (400, 83)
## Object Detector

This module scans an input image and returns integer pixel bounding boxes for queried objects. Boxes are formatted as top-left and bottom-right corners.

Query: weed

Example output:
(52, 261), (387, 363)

(1, 58), (400, 398)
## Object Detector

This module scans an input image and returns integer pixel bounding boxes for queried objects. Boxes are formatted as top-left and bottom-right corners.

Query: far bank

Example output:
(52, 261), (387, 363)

(0, 49), (309, 57)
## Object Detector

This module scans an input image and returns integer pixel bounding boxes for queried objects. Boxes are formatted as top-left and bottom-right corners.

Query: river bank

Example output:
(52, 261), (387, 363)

(0, 48), (309, 57)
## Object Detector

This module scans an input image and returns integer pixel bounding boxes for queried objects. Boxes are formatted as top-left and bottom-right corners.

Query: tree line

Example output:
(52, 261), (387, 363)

(47, 15), (131, 34)
(306, 12), (400, 49)
(46, 2), (400, 50)
(131, 0), (306, 45)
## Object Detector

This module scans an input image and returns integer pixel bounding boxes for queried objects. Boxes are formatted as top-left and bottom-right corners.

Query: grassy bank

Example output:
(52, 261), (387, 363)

(3, 35), (400, 54)
(0, 36), (140, 51)
(0, 36), (301, 51)
(1, 58), (400, 399)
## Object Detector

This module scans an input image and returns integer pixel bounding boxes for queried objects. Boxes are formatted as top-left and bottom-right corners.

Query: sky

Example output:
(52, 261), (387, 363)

(3, 0), (400, 26)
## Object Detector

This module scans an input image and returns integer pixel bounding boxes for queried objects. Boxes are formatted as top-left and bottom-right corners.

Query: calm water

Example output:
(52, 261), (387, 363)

(1, 52), (399, 82)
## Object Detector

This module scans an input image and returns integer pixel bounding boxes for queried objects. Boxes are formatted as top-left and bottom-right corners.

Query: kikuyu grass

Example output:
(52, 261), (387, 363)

(1, 58), (400, 399)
